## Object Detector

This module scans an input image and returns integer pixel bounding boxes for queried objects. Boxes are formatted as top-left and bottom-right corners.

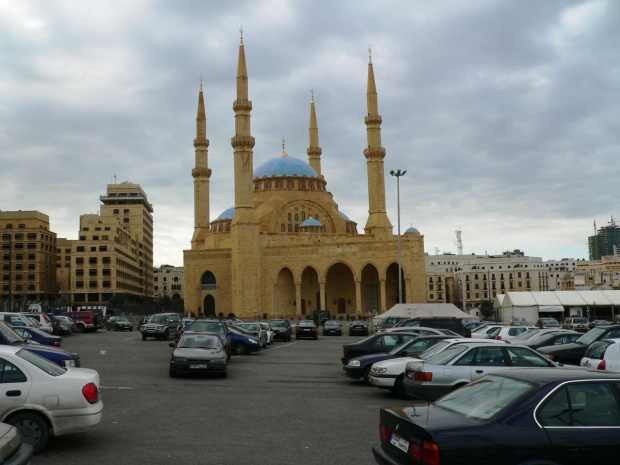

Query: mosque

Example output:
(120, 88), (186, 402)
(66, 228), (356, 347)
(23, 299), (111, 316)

(183, 34), (426, 319)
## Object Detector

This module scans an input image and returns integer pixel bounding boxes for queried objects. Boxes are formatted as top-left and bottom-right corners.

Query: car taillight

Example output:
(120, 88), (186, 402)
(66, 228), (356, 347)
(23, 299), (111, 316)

(546, 355), (554, 361)
(344, 349), (349, 356)
(54, 341), (61, 347)
(82, 383), (100, 404)
(597, 360), (606, 370)
(311, 328), (317, 332)
(422, 441), (440, 465)
(414, 371), (432, 382)
(496, 336), (502, 340)
(379, 420), (391, 442)
(297, 327), (302, 332)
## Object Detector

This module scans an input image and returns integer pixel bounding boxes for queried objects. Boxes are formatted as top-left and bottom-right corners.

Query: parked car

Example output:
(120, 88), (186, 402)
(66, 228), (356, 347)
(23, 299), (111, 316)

(341, 332), (421, 364)
(348, 321), (369, 336)
(0, 314), (36, 330)
(562, 317), (589, 332)
(55, 315), (76, 334)
(259, 322), (274, 344)
(0, 345), (103, 453)
(20, 313), (53, 334)
(323, 320), (342, 336)
(269, 319), (292, 341)
(522, 330), (581, 350)
(234, 322), (268, 347)
(106, 316), (133, 332)
(187, 319), (231, 355)
(12, 327), (62, 347)
(367, 338), (475, 399)
(45, 313), (63, 335)
(589, 319), (613, 329)
(536, 317), (561, 329)
(463, 321), (487, 337)
(372, 368), (620, 465)
(296, 321), (318, 340)
(538, 325), (620, 365)
(386, 326), (460, 337)
(0, 422), (34, 464)
(343, 335), (451, 384)
(470, 324), (507, 339)
(226, 327), (262, 355)
(140, 313), (181, 341)
(168, 331), (228, 378)
(390, 317), (467, 337)
(0, 321), (80, 368)
(403, 341), (557, 401)
(580, 338), (620, 371)
(375, 316), (410, 332)
(181, 317), (195, 327)
(60, 311), (103, 333)
(492, 325), (537, 340)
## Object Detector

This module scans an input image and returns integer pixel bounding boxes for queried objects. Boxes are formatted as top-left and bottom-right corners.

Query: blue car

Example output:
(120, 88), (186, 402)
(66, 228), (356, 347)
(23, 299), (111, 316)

(343, 335), (450, 384)
(0, 321), (80, 367)
(12, 326), (63, 347)
(227, 327), (262, 355)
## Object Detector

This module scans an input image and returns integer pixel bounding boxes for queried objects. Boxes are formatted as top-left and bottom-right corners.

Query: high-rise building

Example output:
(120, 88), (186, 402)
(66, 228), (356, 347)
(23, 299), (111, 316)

(0, 211), (57, 310)
(588, 217), (620, 260)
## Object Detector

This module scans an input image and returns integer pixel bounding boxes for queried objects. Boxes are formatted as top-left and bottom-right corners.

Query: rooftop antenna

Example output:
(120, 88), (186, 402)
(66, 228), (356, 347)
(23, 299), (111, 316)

(455, 230), (463, 255)
(435, 247), (440, 255)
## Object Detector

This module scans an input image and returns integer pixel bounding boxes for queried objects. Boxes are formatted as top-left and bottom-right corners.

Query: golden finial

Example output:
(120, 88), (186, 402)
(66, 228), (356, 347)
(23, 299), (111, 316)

(311, 88), (314, 102)
(279, 137), (288, 157)
(282, 137), (285, 151)
(368, 45), (372, 64)
(240, 26), (244, 44)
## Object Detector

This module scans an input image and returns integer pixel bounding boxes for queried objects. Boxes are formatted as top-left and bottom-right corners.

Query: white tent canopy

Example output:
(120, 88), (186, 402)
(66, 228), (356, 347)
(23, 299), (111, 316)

(374, 303), (477, 324)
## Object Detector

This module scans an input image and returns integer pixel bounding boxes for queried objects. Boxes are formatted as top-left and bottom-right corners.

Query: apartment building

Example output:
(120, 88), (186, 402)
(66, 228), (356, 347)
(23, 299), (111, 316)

(153, 265), (184, 301)
(0, 211), (57, 310)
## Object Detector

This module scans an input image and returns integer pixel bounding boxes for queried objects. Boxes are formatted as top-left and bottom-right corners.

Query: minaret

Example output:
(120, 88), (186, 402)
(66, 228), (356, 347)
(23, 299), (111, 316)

(363, 47), (392, 237)
(230, 27), (261, 314)
(191, 77), (212, 248)
(307, 88), (322, 176)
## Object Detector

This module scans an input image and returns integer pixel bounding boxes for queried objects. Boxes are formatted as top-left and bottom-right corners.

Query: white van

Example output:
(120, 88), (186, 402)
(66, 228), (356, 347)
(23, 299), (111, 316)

(0, 312), (37, 329)
(20, 312), (53, 333)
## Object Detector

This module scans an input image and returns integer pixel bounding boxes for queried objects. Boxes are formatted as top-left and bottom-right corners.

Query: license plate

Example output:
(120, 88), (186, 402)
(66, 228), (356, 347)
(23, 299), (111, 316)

(390, 433), (409, 453)
(190, 364), (208, 369)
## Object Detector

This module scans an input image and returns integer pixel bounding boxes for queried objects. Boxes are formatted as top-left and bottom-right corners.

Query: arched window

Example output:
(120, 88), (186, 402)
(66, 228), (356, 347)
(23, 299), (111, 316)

(288, 213), (292, 221)
(287, 180), (294, 188)
(281, 224), (285, 232)
(288, 224), (292, 232)
(295, 224), (299, 232)
(295, 213), (299, 221)
(276, 181), (282, 188)
(298, 181), (304, 189)
(201, 271), (216, 285)
(266, 181), (271, 189)
(302, 212), (306, 221)
(315, 214), (319, 221)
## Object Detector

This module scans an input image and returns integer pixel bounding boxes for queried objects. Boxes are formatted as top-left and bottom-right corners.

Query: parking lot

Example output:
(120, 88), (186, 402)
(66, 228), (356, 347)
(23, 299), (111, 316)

(33, 328), (399, 465)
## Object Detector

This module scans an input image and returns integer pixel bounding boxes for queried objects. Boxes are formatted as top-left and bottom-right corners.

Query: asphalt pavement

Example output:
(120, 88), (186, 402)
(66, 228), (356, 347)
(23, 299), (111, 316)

(32, 328), (402, 465)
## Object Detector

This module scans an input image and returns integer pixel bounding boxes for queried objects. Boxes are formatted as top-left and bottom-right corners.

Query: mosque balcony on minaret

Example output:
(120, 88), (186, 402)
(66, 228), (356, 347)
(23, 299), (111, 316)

(192, 167), (212, 179)
(231, 135), (256, 148)
(365, 115), (382, 125)
(363, 147), (386, 160)
(193, 138), (209, 147)
(233, 100), (253, 112)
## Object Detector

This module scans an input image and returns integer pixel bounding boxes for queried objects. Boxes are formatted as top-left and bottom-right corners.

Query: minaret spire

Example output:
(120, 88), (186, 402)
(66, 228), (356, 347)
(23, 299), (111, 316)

(363, 47), (392, 237)
(191, 76), (211, 247)
(307, 88), (322, 175)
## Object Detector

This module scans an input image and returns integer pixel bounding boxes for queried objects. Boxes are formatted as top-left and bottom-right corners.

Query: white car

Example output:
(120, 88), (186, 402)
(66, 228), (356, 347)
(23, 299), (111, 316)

(383, 326), (459, 336)
(580, 338), (620, 371)
(260, 322), (274, 344)
(368, 338), (475, 398)
(492, 326), (538, 341)
(470, 324), (507, 339)
(0, 346), (103, 453)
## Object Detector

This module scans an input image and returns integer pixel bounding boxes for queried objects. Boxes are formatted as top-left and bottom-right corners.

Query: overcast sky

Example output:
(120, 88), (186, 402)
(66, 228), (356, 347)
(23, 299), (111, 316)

(2, 0), (619, 266)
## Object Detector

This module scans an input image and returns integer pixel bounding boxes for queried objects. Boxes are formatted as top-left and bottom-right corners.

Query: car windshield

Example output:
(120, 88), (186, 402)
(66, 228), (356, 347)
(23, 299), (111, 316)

(150, 315), (170, 324)
(424, 344), (470, 365)
(0, 322), (26, 344)
(434, 375), (535, 420)
(512, 330), (540, 341)
(17, 348), (66, 376)
(573, 318), (587, 324)
(325, 321), (339, 327)
(190, 321), (225, 334)
(387, 339), (415, 355)
(178, 335), (221, 349)
(230, 325), (251, 335)
(270, 320), (287, 328)
(576, 327), (607, 346)
(116, 317), (129, 323)
(416, 340), (452, 359)
(238, 323), (260, 331)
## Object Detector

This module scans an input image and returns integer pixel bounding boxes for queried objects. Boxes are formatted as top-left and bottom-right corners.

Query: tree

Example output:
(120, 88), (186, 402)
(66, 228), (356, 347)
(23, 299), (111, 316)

(480, 299), (495, 320)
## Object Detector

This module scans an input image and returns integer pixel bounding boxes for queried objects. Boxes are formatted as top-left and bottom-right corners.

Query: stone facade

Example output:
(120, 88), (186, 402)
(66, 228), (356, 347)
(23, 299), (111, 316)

(183, 37), (426, 319)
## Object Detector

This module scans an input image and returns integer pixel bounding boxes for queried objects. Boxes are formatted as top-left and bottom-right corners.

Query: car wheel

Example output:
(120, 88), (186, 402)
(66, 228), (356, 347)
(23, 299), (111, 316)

(107, 326), (110, 331)
(314, 335), (318, 340)
(362, 366), (372, 385)
(8, 412), (50, 454)
(115, 326), (119, 331)
(394, 376), (411, 400)
(296, 336), (300, 340)
(232, 342), (247, 355)
(162, 329), (169, 341)
(142, 333), (147, 341)
(220, 371), (227, 378)
(130, 327), (133, 331)
(76, 324), (85, 333)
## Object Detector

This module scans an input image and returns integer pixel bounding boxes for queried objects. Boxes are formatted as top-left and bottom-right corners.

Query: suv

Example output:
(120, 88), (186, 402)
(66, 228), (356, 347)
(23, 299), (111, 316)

(60, 311), (103, 333)
(269, 319), (292, 341)
(140, 313), (182, 341)
(392, 317), (466, 337)
(561, 317), (589, 333)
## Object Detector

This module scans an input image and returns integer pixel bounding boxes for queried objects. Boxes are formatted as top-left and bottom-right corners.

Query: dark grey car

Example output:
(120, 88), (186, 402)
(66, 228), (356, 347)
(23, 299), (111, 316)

(269, 319), (292, 341)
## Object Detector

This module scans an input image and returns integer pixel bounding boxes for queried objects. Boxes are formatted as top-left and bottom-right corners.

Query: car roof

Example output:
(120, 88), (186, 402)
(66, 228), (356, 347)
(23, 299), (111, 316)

(0, 346), (23, 355)
(495, 367), (620, 384)
(181, 331), (220, 337)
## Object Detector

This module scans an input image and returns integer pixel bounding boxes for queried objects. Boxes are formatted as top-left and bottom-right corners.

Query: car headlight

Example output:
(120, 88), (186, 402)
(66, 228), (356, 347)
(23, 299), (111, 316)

(348, 360), (361, 367)
(372, 367), (386, 374)
(62, 360), (76, 367)
(218, 357), (228, 363)
(249, 338), (260, 344)
(173, 356), (188, 362)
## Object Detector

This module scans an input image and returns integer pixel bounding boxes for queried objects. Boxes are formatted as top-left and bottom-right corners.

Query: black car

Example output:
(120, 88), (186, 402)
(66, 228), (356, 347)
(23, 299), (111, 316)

(524, 331), (581, 350)
(538, 325), (620, 364)
(269, 319), (292, 341)
(349, 321), (370, 336)
(372, 368), (620, 465)
(187, 319), (231, 355)
(106, 316), (134, 331)
(323, 320), (342, 336)
(392, 317), (467, 337)
(343, 335), (450, 383)
(296, 321), (318, 340)
(342, 332), (421, 364)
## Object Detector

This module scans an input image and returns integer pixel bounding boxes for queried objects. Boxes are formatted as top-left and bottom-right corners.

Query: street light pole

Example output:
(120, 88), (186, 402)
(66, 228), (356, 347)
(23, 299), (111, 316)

(390, 169), (406, 304)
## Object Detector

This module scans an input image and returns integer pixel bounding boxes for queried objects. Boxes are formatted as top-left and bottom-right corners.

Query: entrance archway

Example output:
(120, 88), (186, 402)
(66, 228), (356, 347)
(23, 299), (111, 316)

(203, 294), (215, 317)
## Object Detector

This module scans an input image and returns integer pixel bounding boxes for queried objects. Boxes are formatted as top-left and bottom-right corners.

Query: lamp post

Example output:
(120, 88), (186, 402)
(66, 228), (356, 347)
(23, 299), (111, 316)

(390, 169), (406, 304)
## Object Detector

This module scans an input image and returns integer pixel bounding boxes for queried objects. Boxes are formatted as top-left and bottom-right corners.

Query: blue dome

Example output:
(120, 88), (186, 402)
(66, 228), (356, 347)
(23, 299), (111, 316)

(300, 219), (323, 227)
(254, 156), (319, 178)
(405, 227), (419, 233)
(339, 211), (351, 221)
(216, 206), (235, 220)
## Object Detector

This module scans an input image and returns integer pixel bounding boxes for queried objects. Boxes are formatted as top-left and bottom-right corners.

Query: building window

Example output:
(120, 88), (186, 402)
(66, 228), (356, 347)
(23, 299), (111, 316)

(124, 218), (129, 223)
(99, 246), (107, 252)
(89, 269), (97, 276)
(114, 209), (119, 214)
(76, 281), (84, 288)
(76, 270), (84, 276)
(76, 258), (84, 264)
(89, 257), (97, 264)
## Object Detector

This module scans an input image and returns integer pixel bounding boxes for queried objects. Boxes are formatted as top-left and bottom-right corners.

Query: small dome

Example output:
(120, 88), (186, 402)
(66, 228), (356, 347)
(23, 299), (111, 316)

(338, 211), (351, 221)
(405, 227), (419, 233)
(254, 156), (319, 178)
(300, 218), (323, 227)
(215, 206), (235, 220)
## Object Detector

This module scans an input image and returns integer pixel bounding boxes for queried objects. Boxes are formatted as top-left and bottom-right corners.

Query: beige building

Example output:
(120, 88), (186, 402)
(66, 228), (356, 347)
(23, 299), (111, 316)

(0, 211), (57, 311)
(183, 37), (426, 319)
(57, 182), (154, 306)
(574, 255), (620, 288)
(154, 265), (184, 301)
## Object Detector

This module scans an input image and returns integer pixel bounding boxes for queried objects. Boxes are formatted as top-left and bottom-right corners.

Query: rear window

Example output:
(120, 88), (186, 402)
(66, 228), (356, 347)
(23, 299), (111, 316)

(585, 341), (612, 360)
